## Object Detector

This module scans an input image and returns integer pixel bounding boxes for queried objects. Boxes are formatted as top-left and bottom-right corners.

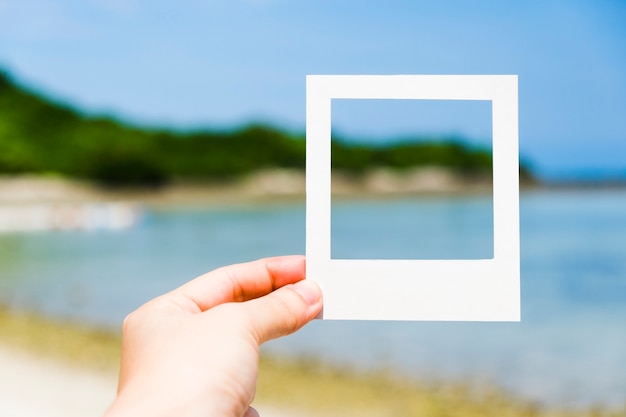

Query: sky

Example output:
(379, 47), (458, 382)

(0, 0), (625, 180)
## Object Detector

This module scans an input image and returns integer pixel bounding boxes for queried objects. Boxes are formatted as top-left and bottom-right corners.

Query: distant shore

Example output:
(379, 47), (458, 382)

(3, 170), (623, 209)
(0, 169), (545, 208)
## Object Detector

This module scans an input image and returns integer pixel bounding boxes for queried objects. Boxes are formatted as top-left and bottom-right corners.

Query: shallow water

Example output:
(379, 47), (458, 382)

(1, 189), (625, 407)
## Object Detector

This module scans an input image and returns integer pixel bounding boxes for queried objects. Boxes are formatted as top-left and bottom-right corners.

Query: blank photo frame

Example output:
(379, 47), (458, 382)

(306, 75), (520, 321)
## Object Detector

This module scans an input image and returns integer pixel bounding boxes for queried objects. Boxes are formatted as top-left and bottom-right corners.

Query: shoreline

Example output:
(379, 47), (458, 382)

(3, 171), (623, 209)
(0, 169), (531, 208)
(1, 308), (624, 417)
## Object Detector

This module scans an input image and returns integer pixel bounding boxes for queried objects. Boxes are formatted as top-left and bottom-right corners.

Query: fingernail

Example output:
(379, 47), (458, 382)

(292, 279), (321, 305)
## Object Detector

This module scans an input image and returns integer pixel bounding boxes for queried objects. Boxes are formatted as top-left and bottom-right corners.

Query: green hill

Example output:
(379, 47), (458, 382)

(0, 70), (531, 187)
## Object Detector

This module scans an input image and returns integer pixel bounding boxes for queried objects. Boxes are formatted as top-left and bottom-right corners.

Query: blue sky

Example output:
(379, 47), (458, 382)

(0, 0), (624, 180)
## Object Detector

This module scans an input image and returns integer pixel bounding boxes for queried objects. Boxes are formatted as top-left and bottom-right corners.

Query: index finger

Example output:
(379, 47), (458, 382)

(169, 255), (306, 312)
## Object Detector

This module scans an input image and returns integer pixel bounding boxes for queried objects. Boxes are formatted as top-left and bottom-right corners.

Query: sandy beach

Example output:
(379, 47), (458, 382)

(0, 345), (311, 417)
(0, 308), (312, 417)
(1, 307), (623, 417)
(0, 169), (495, 205)
(0, 345), (116, 417)
(3, 339), (624, 417)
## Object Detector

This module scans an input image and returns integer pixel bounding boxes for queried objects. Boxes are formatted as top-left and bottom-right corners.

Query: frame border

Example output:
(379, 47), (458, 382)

(306, 75), (519, 321)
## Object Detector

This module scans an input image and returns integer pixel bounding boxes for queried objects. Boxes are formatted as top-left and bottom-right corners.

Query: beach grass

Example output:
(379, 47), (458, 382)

(0, 307), (623, 417)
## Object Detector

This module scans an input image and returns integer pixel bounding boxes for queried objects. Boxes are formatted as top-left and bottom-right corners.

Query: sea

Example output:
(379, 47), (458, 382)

(1, 189), (625, 408)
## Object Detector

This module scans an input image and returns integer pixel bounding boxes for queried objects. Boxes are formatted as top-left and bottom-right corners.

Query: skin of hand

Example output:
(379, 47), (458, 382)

(103, 255), (322, 417)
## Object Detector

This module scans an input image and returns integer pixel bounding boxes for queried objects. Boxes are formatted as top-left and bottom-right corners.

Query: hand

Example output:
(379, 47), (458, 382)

(103, 255), (322, 417)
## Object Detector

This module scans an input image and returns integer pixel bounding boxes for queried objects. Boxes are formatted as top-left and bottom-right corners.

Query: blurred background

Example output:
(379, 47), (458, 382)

(0, 1), (625, 416)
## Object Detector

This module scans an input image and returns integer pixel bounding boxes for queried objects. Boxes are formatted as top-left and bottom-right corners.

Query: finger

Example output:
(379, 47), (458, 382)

(241, 279), (323, 344)
(170, 255), (306, 312)
(243, 406), (260, 417)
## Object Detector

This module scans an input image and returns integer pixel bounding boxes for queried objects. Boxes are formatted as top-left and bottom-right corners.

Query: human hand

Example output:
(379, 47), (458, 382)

(103, 255), (322, 417)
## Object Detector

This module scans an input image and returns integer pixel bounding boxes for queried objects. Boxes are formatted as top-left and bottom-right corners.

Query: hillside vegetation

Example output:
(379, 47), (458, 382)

(0, 71), (531, 187)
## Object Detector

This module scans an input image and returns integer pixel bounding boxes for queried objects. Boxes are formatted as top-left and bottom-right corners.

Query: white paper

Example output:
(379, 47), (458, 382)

(306, 75), (520, 321)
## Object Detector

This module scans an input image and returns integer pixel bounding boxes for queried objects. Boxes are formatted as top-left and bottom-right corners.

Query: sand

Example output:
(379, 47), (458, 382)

(0, 169), (494, 206)
(0, 345), (116, 417)
(0, 345), (308, 417)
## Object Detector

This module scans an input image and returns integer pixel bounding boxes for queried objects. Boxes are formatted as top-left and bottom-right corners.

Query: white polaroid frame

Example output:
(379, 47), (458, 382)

(306, 75), (520, 321)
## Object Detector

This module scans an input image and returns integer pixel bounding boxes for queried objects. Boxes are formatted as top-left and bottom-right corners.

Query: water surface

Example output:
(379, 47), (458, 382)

(1, 190), (625, 407)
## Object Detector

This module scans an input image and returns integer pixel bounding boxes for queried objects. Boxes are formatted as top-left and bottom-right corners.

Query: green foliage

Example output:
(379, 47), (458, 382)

(330, 138), (493, 175)
(0, 70), (529, 186)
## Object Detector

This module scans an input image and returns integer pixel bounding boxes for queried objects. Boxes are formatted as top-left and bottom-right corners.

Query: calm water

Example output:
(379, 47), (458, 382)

(1, 189), (625, 408)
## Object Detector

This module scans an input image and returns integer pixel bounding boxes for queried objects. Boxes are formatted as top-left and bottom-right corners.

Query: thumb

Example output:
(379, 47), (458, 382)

(242, 279), (323, 344)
